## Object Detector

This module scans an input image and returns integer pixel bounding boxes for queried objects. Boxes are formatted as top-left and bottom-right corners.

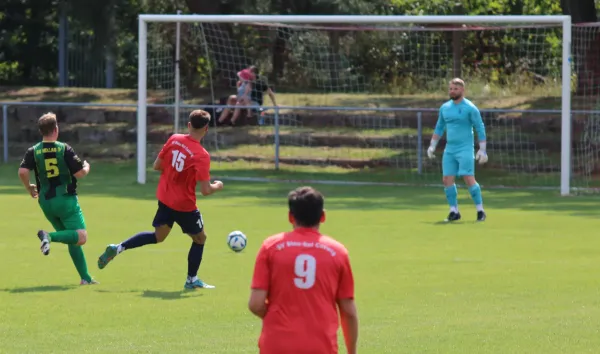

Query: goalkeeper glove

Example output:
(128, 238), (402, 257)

(427, 139), (438, 159)
(476, 142), (488, 164)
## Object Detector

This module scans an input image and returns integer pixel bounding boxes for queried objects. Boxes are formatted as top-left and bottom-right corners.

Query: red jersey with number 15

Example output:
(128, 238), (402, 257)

(156, 134), (211, 212)
(251, 228), (355, 354)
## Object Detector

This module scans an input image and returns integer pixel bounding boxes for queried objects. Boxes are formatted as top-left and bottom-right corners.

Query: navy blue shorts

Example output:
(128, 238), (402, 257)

(152, 201), (204, 235)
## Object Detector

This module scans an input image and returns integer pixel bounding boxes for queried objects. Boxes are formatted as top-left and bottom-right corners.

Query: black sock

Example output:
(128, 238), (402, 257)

(187, 243), (205, 278)
(121, 231), (157, 251)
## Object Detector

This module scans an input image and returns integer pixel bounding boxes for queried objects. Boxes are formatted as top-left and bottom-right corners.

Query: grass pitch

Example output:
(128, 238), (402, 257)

(1, 162), (600, 353)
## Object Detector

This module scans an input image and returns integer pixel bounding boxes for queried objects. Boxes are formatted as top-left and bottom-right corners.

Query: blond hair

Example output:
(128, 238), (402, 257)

(449, 78), (465, 87)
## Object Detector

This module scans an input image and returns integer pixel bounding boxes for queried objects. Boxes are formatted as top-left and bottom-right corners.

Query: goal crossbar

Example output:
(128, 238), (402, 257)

(137, 14), (573, 195)
(139, 14), (571, 24)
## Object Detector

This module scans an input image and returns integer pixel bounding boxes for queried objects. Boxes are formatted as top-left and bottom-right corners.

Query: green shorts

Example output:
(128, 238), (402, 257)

(39, 195), (86, 231)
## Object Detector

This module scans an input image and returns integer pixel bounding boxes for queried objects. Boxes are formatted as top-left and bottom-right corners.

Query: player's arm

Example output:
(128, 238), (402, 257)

(198, 180), (223, 196)
(17, 148), (38, 198)
(470, 105), (487, 148)
(428, 109), (446, 158)
(338, 299), (358, 354)
(248, 243), (270, 319)
(248, 289), (268, 319)
(196, 157), (223, 196)
(337, 252), (358, 354)
(470, 106), (488, 163)
(64, 144), (90, 178)
(154, 135), (175, 171)
(153, 156), (163, 171)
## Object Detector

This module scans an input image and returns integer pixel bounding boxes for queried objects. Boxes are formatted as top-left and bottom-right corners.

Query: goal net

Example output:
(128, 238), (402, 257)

(138, 15), (600, 195)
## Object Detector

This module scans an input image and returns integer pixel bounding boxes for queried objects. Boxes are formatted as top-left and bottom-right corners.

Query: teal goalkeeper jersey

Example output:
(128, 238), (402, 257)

(433, 98), (487, 153)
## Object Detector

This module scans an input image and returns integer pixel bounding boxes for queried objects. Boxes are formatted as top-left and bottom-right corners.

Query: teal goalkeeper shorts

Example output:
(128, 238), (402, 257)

(442, 150), (475, 177)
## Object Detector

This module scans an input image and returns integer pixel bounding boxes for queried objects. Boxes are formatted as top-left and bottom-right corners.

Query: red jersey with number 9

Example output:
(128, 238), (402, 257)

(156, 134), (211, 212)
(251, 228), (355, 354)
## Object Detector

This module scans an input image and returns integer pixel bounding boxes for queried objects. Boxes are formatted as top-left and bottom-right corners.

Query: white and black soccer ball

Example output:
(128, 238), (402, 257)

(227, 231), (247, 252)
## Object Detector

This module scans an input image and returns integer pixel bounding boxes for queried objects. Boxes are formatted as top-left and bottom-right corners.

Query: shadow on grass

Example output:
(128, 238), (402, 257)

(1, 161), (600, 217)
(93, 288), (202, 300)
(1, 285), (77, 293)
(428, 220), (486, 226)
(141, 290), (203, 300)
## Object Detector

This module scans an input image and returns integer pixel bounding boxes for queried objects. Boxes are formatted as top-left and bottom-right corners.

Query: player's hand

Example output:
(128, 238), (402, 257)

(213, 180), (224, 190)
(27, 184), (38, 198)
(476, 149), (488, 164)
(426, 145), (436, 159)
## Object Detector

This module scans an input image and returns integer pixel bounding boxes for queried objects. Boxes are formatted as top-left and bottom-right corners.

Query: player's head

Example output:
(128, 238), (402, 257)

(448, 78), (465, 101)
(188, 109), (211, 138)
(248, 65), (259, 77)
(288, 186), (326, 229)
(38, 112), (59, 138)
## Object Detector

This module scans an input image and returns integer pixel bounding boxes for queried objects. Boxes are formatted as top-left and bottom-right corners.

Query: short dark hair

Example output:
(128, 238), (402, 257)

(189, 110), (211, 129)
(288, 186), (324, 227)
(248, 65), (259, 76)
(38, 112), (58, 136)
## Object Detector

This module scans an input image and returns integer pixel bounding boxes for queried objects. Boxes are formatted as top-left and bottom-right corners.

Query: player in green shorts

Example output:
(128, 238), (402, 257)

(18, 112), (96, 285)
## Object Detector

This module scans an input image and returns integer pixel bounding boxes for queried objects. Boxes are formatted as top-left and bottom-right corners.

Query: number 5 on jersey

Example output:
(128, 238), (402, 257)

(171, 150), (186, 172)
(294, 254), (317, 289)
(45, 158), (59, 178)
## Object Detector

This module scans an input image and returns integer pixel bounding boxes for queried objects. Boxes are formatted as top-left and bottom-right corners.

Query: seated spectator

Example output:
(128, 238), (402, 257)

(218, 66), (258, 126)
(204, 96), (228, 127)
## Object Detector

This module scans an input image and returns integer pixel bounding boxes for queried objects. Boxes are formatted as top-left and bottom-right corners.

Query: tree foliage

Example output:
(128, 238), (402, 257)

(0, 0), (598, 93)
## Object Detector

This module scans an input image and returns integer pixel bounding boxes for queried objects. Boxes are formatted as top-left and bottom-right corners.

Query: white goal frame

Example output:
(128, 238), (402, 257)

(137, 14), (573, 195)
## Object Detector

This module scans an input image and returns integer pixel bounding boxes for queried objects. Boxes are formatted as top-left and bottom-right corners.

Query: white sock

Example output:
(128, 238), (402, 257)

(450, 206), (458, 213)
(187, 276), (198, 283)
(117, 244), (124, 254)
(476, 204), (484, 212)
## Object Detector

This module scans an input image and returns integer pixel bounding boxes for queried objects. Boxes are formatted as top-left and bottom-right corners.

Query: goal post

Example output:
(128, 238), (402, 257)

(137, 14), (574, 195)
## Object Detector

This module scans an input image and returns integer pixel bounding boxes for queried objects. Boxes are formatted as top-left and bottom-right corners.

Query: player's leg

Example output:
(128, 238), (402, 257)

(36, 208), (63, 255)
(59, 198), (97, 284)
(458, 152), (486, 221)
(37, 200), (80, 255)
(177, 210), (214, 289)
(97, 201), (173, 269)
(441, 151), (461, 222)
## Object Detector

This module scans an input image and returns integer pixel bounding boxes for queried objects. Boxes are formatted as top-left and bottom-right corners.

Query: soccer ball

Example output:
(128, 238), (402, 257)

(227, 231), (247, 252)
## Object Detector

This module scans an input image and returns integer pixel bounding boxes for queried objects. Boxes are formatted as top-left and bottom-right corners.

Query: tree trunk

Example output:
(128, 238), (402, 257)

(561, 0), (600, 96)
(560, 0), (597, 23)
(328, 31), (340, 90)
(184, 0), (219, 14)
(271, 29), (288, 83)
(104, 0), (117, 88)
(270, 0), (296, 84)
(451, 3), (466, 79)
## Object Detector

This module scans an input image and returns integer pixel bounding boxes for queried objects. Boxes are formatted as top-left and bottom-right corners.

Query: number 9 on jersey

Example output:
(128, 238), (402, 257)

(294, 254), (316, 289)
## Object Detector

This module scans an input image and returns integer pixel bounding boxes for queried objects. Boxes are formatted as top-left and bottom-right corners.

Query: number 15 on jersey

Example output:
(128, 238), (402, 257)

(171, 150), (186, 172)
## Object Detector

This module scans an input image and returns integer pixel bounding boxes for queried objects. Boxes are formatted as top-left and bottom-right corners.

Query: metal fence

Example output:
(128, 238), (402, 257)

(2, 101), (600, 190)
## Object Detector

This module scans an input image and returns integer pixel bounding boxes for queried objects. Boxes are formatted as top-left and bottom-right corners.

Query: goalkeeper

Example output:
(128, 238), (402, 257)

(427, 78), (488, 222)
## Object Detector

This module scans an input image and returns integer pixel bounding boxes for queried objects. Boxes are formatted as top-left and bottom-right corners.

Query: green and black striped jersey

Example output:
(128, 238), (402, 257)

(20, 141), (85, 200)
